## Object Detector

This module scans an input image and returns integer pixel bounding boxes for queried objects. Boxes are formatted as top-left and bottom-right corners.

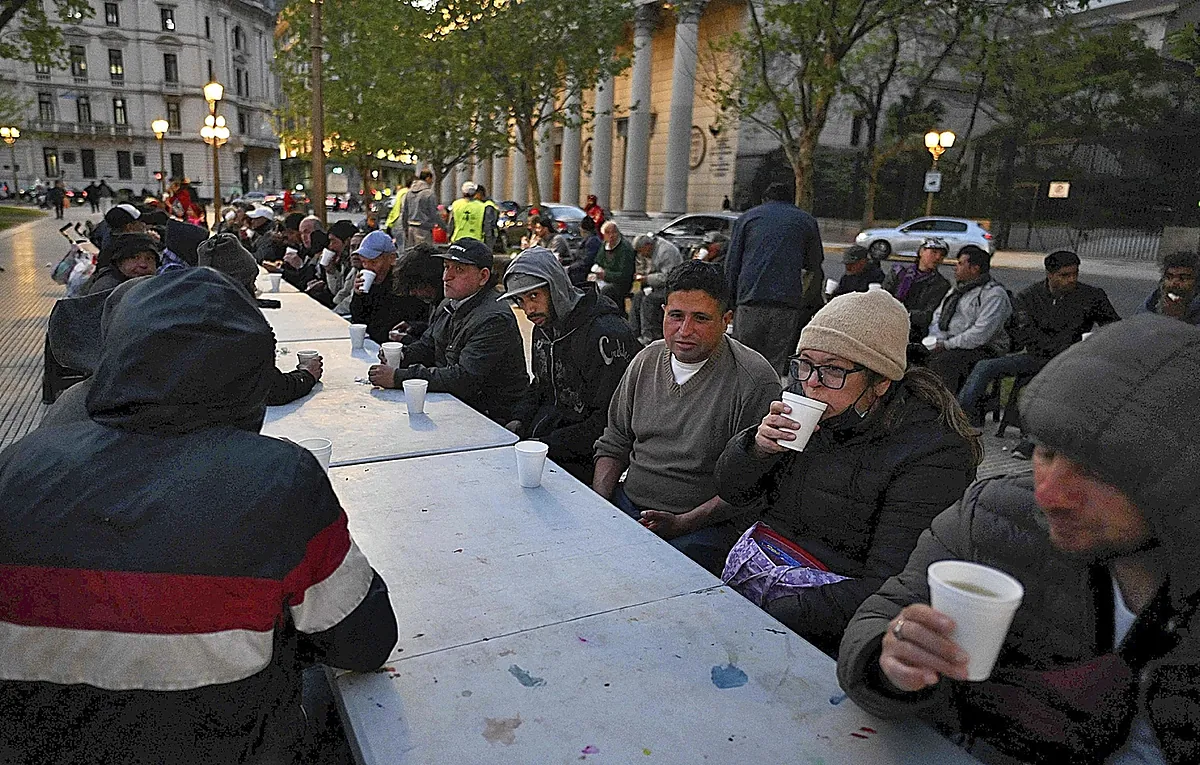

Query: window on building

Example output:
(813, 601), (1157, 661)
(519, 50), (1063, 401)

(207, 59), (213, 82)
(169, 152), (184, 181)
(108, 49), (124, 81)
(117, 150), (132, 180)
(112, 98), (127, 126)
(81, 149), (96, 178)
(132, 152), (146, 167)
(234, 68), (245, 97)
(76, 95), (91, 124)
(34, 60), (50, 75)
(69, 46), (87, 78)
(61, 150), (76, 165)
(104, 2), (119, 26)
(37, 92), (54, 122)
(166, 99), (181, 132)
(233, 26), (244, 51)
(43, 148), (59, 178)
(237, 110), (249, 135)
(160, 7), (175, 31)
(204, 16), (211, 38)
(164, 53), (178, 83)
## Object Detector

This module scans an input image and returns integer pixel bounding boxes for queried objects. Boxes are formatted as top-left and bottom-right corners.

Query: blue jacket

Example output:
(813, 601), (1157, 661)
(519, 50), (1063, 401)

(726, 201), (824, 309)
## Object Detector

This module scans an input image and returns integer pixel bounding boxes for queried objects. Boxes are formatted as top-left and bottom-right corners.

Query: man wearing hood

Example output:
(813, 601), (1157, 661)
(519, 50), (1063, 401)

(0, 269), (397, 763)
(838, 315), (1200, 765)
(80, 233), (160, 295)
(399, 169), (439, 250)
(500, 247), (638, 483)
(1136, 251), (1200, 325)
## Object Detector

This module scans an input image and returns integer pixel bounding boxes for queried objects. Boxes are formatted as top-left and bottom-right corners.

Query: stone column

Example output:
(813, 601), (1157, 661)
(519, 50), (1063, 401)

(661, 1), (705, 215)
(560, 92), (582, 207)
(620, 3), (657, 215)
(591, 75), (615, 210)
(477, 155), (493, 195)
(492, 153), (507, 200)
(511, 143), (528, 206)
(536, 111), (555, 203)
(439, 171), (454, 203)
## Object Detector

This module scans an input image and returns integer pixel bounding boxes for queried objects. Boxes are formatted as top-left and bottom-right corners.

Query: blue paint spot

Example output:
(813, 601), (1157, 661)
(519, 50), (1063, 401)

(508, 664), (546, 687)
(829, 692), (847, 706)
(711, 663), (749, 689)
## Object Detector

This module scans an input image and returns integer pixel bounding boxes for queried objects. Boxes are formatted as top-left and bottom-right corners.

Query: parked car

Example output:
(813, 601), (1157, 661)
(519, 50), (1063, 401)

(650, 212), (739, 256)
(854, 217), (994, 261)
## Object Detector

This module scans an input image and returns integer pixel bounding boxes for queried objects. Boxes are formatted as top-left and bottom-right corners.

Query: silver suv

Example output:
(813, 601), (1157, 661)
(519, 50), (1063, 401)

(855, 217), (994, 261)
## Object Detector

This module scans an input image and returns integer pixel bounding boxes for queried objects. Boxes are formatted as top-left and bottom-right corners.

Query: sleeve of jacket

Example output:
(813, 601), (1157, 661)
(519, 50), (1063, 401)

(1089, 288), (1122, 326)
(592, 351), (642, 465)
(804, 216), (826, 273)
(714, 426), (787, 508)
(394, 313), (514, 397)
(332, 269), (358, 315)
(544, 322), (637, 464)
(767, 435), (976, 654)
(266, 367), (317, 406)
(397, 319), (438, 371)
(837, 492), (978, 719)
(398, 195), (411, 233)
(1007, 286), (1038, 353)
(510, 364), (547, 429)
(284, 465), (397, 672)
(945, 286), (1012, 350)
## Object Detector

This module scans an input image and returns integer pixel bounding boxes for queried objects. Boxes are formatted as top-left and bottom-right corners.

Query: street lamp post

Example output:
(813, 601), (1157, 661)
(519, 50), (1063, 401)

(202, 81), (228, 220)
(924, 129), (955, 216)
(0, 126), (20, 198)
(151, 119), (169, 198)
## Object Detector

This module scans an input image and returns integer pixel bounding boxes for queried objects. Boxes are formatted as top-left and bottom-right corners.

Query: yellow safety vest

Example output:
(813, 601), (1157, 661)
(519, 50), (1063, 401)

(451, 198), (486, 242)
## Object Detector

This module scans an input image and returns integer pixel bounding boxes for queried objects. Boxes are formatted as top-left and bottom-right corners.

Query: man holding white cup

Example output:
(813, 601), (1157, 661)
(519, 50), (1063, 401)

(838, 315), (1200, 764)
(348, 231), (409, 344)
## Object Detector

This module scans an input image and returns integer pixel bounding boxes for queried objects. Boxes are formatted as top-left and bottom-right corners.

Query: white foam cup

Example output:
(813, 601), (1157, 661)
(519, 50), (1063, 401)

(297, 437), (333, 472)
(825, 278), (839, 294)
(349, 324), (367, 349)
(268, 273), (282, 292)
(514, 441), (550, 488)
(381, 342), (404, 367)
(868, 282), (883, 291)
(359, 270), (377, 293)
(319, 248), (335, 266)
(922, 335), (938, 350)
(1081, 332), (1093, 341)
(296, 349), (319, 366)
(777, 392), (828, 452)
(285, 246), (299, 258)
(928, 560), (1025, 681)
(403, 379), (428, 415)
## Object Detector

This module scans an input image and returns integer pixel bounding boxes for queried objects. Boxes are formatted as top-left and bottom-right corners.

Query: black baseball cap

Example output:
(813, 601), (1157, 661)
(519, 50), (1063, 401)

(434, 238), (492, 270)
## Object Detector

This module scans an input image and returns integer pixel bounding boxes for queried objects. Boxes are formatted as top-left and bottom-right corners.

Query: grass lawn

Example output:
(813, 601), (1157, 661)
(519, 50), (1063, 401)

(0, 205), (45, 232)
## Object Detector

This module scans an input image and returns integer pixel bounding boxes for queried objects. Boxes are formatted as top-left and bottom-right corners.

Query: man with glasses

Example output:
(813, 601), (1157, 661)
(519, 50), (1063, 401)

(883, 237), (952, 343)
(593, 261), (781, 573)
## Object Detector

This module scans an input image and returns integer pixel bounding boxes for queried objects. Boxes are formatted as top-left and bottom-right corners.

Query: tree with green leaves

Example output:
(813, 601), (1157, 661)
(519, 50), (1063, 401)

(0, 0), (92, 64)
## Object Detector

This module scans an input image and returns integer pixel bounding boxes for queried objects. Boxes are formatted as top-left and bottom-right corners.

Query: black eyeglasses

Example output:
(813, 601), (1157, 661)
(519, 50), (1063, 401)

(789, 357), (866, 390)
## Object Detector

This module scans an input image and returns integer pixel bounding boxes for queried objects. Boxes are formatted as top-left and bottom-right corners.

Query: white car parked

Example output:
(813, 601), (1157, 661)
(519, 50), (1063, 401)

(855, 217), (994, 261)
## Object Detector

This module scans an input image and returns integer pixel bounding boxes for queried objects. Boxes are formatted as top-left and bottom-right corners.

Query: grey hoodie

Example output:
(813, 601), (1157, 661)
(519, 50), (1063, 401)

(502, 246), (583, 322)
(399, 179), (439, 236)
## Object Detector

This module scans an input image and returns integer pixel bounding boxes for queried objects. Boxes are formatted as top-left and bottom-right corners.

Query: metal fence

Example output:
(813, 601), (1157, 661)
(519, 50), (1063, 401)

(1004, 224), (1164, 261)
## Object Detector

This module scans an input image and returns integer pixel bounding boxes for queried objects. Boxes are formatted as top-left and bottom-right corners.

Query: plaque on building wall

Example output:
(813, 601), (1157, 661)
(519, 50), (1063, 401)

(581, 138), (593, 175)
(689, 126), (706, 169)
(711, 136), (732, 179)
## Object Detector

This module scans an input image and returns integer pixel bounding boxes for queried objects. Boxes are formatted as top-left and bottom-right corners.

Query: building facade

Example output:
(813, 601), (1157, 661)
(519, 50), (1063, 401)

(0, 0), (280, 200)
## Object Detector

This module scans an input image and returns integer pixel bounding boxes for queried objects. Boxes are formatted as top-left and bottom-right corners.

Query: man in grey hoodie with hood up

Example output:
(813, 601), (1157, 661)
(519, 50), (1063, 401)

(500, 247), (639, 483)
(838, 314), (1200, 765)
(398, 169), (440, 251)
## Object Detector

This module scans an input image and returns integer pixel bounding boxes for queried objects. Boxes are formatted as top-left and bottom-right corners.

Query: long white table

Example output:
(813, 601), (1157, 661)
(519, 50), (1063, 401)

(261, 340), (518, 466)
(261, 291), (355, 343)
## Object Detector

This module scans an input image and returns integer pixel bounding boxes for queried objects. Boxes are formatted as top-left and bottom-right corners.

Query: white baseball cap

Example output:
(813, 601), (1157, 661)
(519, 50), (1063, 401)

(461, 181), (478, 196)
(246, 206), (275, 221)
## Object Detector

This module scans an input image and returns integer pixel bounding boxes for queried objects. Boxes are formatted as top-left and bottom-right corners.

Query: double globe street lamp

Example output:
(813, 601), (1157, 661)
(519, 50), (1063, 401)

(151, 119), (169, 197)
(924, 129), (955, 216)
(0, 126), (20, 198)
(201, 81), (229, 220)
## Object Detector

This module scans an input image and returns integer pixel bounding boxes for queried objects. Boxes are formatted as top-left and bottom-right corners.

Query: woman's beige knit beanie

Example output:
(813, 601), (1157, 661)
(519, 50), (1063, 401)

(796, 289), (910, 381)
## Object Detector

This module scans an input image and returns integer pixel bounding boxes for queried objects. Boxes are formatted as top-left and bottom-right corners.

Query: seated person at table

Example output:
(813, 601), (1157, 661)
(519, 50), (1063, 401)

(925, 245), (1012, 394)
(80, 233), (160, 296)
(715, 290), (980, 656)
(0, 268), (397, 763)
(384, 243), (449, 345)
(367, 238), (529, 424)
(501, 247), (638, 483)
(279, 214), (326, 291)
(349, 230), (412, 344)
(256, 211), (305, 268)
(838, 315), (1200, 765)
(306, 219), (359, 308)
(830, 245), (885, 298)
(593, 261), (780, 573)
(332, 233), (364, 317)
(630, 233), (684, 345)
(958, 249), (1120, 428)
(882, 237), (952, 343)
(1136, 250), (1200, 325)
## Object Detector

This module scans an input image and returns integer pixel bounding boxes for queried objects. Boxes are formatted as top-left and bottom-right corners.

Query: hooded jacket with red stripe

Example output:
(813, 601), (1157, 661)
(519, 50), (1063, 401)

(0, 268), (397, 765)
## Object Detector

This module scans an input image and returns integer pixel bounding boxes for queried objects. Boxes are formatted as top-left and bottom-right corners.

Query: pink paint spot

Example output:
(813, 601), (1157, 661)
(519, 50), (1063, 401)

(860, 726), (876, 734)
(582, 745), (600, 754)
(578, 636), (589, 643)
(850, 733), (869, 740)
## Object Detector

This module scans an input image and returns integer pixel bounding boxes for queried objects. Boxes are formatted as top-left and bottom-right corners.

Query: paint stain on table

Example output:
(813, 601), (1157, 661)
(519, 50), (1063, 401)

(710, 663), (749, 689)
(482, 715), (522, 745)
(508, 664), (546, 687)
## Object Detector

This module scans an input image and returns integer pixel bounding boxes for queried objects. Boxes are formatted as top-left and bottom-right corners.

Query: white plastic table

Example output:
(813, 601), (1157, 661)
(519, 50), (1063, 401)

(260, 291), (354, 343)
(261, 340), (517, 466)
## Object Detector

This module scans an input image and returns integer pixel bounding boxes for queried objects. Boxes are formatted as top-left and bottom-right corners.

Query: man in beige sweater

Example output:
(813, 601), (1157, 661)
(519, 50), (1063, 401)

(593, 260), (781, 572)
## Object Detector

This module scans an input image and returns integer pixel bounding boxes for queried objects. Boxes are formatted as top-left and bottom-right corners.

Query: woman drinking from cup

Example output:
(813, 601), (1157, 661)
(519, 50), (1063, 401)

(715, 289), (981, 656)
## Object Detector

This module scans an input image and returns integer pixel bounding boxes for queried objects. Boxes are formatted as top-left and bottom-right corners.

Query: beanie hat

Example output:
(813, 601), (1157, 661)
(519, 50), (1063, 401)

(104, 203), (142, 230)
(197, 233), (259, 289)
(797, 290), (909, 381)
(328, 219), (358, 243)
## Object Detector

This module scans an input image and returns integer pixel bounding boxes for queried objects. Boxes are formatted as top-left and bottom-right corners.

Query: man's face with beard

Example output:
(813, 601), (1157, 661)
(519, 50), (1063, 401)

(1033, 445), (1151, 560)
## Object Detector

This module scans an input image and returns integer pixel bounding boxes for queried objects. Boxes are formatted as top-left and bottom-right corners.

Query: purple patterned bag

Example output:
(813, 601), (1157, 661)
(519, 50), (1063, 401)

(722, 522), (850, 607)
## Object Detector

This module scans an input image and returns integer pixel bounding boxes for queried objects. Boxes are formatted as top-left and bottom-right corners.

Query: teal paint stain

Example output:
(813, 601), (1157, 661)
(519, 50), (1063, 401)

(710, 663), (748, 689)
(508, 664), (546, 687)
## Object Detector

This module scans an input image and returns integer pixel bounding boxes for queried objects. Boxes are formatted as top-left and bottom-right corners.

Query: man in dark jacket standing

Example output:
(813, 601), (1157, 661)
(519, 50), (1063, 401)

(725, 182), (825, 376)
(838, 315), (1200, 765)
(0, 269), (397, 763)
(367, 238), (529, 423)
(882, 237), (952, 342)
(500, 247), (638, 483)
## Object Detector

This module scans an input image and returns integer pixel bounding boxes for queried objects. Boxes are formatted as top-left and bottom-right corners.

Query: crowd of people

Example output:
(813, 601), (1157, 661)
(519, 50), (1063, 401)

(7, 172), (1200, 765)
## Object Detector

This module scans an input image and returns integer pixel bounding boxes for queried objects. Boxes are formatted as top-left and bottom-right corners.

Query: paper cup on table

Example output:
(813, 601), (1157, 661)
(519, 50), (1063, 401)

(825, 278), (839, 294)
(403, 379), (428, 415)
(285, 247), (299, 258)
(922, 335), (938, 350)
(868, 282), (883, 291)
(268, 273), (282, 292)
(349, 324), (367, 349)
(381, 342), (404, 367)
(297, 437), (333, 473)
(777, 392), (828, 452)
(319, 248), (335, 267)
(358, 270), (376, 293)
(296, 349), (320, 366)
(928, 560), (1024, 681)
(514, 441), (550, 488)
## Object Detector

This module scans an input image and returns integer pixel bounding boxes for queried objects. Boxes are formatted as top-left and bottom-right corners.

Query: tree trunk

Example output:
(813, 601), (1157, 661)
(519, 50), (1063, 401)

(792, 92), (832, 211)
(861, 120), (880, 226)
(521, 120), (541, 209)
(356, 159), (372, 199)
(993, 134), (1019, 249)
